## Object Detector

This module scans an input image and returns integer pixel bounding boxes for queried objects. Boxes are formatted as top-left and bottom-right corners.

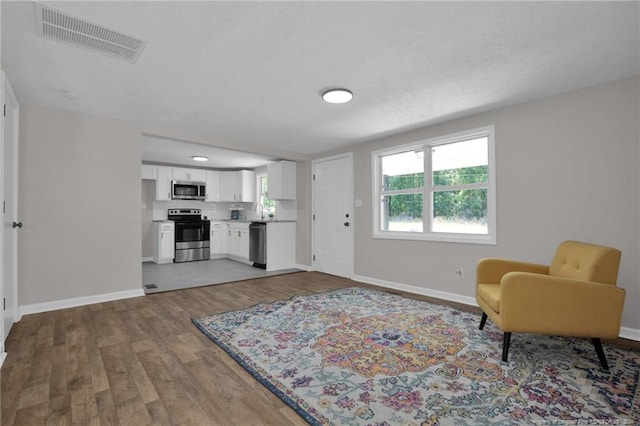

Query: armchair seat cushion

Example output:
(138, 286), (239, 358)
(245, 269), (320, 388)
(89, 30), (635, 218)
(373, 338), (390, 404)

(477, 283), (501, 313)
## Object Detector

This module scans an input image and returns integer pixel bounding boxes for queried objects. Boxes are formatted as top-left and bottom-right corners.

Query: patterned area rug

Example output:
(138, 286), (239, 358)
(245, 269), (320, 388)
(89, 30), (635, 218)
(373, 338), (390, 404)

(192, 287), (640, 425)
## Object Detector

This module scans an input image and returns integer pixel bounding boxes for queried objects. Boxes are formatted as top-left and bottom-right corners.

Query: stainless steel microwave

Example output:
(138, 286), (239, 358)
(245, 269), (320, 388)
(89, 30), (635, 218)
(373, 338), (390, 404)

(171, 180), (206, 201)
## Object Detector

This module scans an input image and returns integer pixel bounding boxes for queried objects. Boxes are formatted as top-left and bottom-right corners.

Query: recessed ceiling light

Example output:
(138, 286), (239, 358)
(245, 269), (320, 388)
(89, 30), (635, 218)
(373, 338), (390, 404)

(192, 156), (209, 162)
(322, 88), (353, 104)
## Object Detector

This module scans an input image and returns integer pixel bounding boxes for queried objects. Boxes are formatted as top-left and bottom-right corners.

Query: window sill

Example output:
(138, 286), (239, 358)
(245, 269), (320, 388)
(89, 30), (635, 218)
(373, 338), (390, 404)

(373, 230), (496, 245)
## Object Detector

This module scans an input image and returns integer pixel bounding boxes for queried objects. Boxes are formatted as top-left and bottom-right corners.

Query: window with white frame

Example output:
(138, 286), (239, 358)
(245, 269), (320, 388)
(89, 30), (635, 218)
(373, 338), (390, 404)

(373, 126), (495, 244)
(256, 173), (275, 217)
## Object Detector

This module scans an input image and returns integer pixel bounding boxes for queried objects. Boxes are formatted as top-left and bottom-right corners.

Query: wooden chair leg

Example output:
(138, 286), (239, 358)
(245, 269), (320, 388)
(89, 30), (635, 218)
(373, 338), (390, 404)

(502, 332), (512, 362)
(592, 338), (609, 370)
(479, 312), (488, 330)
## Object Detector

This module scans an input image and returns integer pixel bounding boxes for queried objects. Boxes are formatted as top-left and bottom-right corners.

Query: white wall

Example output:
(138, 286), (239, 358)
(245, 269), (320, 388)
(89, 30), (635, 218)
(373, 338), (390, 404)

(19, 105), (143, 306)
(313, 76), (640, 332)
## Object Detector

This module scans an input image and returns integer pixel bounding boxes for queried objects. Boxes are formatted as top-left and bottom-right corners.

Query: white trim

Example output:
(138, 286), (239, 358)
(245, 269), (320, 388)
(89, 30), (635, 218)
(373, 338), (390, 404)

(19, 288), (145, 318)
(619, 327), (640, 342)
(353, 274), (640, 342)
(294, 263), (313, 272)
(141, 256), (154, 262)
(226, 255), (253, 266)
(352, 274), (478, 307)
(1, 71), (20, 352)
(0, 352), (6, 369)
(311, 152), (354, 279)
(1, 68), (5, 365)
(371, 125), (496, 245)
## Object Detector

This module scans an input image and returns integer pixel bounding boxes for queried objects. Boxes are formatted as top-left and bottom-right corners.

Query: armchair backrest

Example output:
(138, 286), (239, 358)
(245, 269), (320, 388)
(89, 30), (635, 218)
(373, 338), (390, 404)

(549, 240), (621, 285)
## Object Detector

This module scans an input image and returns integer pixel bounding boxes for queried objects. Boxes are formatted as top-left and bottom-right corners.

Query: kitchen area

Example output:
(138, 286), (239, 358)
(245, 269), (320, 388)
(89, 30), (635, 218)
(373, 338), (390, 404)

(141, 137), (301, 293)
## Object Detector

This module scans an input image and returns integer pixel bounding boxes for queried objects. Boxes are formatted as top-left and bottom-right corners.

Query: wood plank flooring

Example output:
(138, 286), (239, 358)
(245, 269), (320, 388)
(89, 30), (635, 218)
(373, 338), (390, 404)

(2, 271), (639, 425)
(2, 272), (351, 425)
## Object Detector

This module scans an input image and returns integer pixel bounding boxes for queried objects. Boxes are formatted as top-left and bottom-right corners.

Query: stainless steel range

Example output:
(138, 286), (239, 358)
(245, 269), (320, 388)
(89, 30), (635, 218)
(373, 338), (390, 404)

(168, 209), (210, 263)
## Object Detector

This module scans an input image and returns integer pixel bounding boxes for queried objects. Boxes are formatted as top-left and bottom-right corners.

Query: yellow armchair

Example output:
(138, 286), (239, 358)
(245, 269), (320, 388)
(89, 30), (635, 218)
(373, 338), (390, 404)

(476, 240), (625, 369)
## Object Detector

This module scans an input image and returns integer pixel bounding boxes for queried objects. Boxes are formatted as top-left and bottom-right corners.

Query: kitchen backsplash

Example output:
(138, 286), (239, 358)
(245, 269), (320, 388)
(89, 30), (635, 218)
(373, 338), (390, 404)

(152, 200), (297, 221)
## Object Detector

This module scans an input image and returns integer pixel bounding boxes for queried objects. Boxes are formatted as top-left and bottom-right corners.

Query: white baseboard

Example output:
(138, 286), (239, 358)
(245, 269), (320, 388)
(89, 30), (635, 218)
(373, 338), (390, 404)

(619, 327), (640, 341)
(0, 351), (6, 369)
(141, 257), (154, 262)
(227, 255), (253, 266)
(352, 274), (640, 342)
(19, 288), (145, 318)
(352, 274), (478, 307)
(295, 264), (312, 272)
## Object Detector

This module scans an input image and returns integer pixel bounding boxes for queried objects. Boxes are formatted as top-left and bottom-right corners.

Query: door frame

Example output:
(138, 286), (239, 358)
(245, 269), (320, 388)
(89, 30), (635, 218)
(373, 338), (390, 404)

(1, 71), (20, 364)
(311, 152), (354, 278)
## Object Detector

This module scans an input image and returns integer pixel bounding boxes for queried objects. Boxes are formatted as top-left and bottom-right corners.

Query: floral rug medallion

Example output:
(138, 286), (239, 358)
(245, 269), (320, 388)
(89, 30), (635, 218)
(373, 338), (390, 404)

(312, 313), (467, 378)
(192, 287), (640, 425)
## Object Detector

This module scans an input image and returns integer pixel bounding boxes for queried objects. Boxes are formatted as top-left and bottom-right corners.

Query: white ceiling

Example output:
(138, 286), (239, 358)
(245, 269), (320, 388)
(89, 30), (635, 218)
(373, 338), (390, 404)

(141, 135), (277, 169)
(3, 1), (639, 165)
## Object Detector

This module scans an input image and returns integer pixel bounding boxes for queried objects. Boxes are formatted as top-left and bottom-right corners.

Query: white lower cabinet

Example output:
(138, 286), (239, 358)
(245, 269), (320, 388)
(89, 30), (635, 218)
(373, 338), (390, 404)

(266, 222), (296, 271)
(210, 222), (227, 258)
(227, 222), (250, 263)
(153, 221), (175, 264)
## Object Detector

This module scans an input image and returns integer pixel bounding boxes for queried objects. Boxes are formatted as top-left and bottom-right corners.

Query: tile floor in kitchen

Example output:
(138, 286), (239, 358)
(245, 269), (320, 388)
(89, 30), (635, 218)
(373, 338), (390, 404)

(142, 258), (302, 294)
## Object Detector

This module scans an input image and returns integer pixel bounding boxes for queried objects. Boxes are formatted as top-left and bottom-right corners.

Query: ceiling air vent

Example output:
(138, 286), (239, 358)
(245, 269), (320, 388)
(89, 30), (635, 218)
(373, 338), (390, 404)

(34, 2), (147, 63)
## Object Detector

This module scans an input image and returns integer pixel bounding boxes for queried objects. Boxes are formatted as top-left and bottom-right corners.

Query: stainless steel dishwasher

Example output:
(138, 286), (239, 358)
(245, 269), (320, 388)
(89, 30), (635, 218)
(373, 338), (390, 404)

(249, 222), (267, 269)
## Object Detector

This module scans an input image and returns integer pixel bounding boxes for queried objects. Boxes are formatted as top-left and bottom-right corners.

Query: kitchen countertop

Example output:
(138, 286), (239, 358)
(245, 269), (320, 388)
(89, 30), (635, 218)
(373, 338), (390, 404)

(216, 219), (296, 223)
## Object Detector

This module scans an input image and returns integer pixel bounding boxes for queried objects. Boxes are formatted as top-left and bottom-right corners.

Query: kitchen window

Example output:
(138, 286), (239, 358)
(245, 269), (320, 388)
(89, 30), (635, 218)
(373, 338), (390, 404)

(372, 125), (496, 244)
(256, 173), (275, 216)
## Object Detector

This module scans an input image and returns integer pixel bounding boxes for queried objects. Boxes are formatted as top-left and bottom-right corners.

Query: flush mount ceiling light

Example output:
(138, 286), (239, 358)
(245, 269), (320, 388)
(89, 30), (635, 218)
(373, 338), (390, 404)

(191, 156), (209, 162)
(322, 88), (353, 104)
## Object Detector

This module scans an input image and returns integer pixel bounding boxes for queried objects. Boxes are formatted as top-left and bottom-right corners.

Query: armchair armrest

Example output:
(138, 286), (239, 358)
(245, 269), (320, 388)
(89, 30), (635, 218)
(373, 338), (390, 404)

(476, 258), (549, 285)
(500, 272), (626, 338)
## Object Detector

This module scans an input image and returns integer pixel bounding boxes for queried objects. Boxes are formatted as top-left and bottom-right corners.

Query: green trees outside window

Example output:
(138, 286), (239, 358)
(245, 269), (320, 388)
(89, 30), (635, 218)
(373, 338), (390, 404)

(376, 130), (492, 238)
(432, 165), (488, 221)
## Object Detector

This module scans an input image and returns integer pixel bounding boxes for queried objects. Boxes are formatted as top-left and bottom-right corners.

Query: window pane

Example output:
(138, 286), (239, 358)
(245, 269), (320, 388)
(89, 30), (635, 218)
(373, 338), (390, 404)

(382, 150), (424, 191)
(259, 176), (275, 214)
(381, 193), (423, 232)
(432, 189), (487, 234)
(432, 137), (488, 186)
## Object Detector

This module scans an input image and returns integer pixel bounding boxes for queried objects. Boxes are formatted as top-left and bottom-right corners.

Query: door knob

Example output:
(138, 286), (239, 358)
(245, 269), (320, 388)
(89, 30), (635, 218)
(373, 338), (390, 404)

(12, 221), (23, 229)
(344, 222), (350, 227)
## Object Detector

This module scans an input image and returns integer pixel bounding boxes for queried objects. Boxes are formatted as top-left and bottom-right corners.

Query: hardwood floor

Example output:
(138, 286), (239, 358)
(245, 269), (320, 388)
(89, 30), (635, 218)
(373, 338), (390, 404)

(2, 272), (351, 425)
(2, 271), (638, 425)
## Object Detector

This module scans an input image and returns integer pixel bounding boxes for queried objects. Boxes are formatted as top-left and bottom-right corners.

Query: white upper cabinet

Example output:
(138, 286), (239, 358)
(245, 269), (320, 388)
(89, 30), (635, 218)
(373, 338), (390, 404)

(141, 164), (156, 180)
(220, 171), (238, 202)
(238, 170), (256, 202)
(220, 170), (256, 202)
(172, 167), (206, 182)
(142, 165), (255, 202)
(205, 171), (221, 202)
(267, 161), (296, 200)
(156, 166), (172, 200)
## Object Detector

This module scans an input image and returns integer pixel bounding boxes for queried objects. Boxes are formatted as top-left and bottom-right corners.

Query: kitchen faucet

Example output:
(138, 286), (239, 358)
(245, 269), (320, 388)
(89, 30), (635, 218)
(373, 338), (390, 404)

(257, 203), (264, 220)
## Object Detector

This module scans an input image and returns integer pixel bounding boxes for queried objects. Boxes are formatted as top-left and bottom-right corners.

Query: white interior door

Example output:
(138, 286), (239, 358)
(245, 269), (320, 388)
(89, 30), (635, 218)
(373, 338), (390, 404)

(312, 154), (353, 278)
(2, 72), (19, 344)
